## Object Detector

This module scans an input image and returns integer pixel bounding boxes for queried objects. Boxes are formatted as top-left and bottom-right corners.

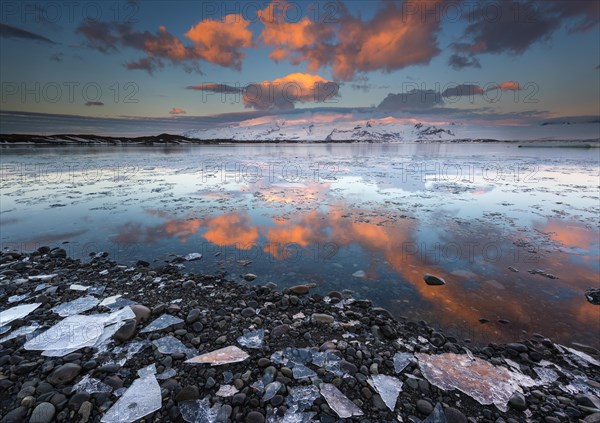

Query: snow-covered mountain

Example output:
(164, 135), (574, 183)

(183, 117), (458, 142)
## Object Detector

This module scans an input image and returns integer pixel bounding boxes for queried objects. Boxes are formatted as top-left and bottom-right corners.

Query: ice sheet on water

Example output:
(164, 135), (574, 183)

(237, 329), (264, 349)
(72, 375), (113, 394)
(140, 314), (184, 333)
(101, 364), (161, 423)
(216, 385), (239, 397)
(422, 403), (447, 423)
(368, 374), (403, 412)
(416, 353), (537, 412)
(156, 368), (177, 380)
(533, 366), (559, 385)
(52, 296), (100, 317)
(0, 323), (40, 343)
(0, 302), (41, 326)
(262, 382), (282, 402)
(185, 346), (249, 366)
(185, 253), (203, 261)
(393, 352), (413, 373)
(292, 363), (317, 380)
(179, 398), (220, 423)
(287, 385), (320, 411)
(99, 295), (135, 311)
(320, 383), (363, 418)
(152, 336), (198, 358)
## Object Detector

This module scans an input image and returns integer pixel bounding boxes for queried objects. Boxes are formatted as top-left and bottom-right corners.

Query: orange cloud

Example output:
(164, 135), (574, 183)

(169, 107), (186, 115)
(494, 81), (521, 91)
(203, 213), (259, 248)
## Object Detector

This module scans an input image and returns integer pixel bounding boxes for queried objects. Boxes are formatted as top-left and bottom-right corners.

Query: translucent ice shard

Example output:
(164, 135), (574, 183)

(152, 336), (198, 358)
(101, 364), (161, 423)
(140, 314), (184, 333)
(563, 346), (600, 367)
(72, 375), (113, 394)
(0, 303), (41, 326)
(179, 398), (220, 423)
(368, 374), (403, 412)
(88, 285), (106, 296)
(320, 383), (363, 418)
(312, 351), (343, 376)
(69, 284), (89, 291)
(0, 323), (40, 343)
(156, 368), (177, 380)
(99, 295), (135, 311)
(28, 274), (57, 281)
(111, 340), (151, 365)
(533, 366), (559, 385)
(292, 363), (317, 380)
(416, 353), (536, 412)
(52, 296), (100, 317)
(267, 404), (316, 423)
(262, 382), (282, 402)
(185, 253), (202, 261)
(422, 403), (447, 423)
(287, 385), (320, 411)
(185, 346), (249, 366)
(216, 385), (238, 397)
(393, 352), (413, 373)
(8, 294), (29, 303)
(237, 329), (264, 349)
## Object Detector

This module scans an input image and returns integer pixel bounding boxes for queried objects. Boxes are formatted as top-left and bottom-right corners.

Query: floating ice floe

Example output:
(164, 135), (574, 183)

(28, 274), (57, 281)
(140, 314), (184, 333)
(393, 352), (413, 373)
(52, 296), (100, 317)
(152, 335), (198, 358)
(179, 398), (220, 423)
(185, 253), (203, 261)
(101, 364), (161, 423)
(0, 323), (40, 343)
(0, 303), (41, 327)
(25, 307), (135, 356)
(69, 284), (89, 291)
(185, 346), (249, 366)
(416, 353), (537, 412)
(237, 329), (264, 349)
(216, 385), (238, 397)
(72, 375), (113, 394)
(368, 374), (403, 411)
(320, 383), (363, 418)
(99, 295), (136, 311)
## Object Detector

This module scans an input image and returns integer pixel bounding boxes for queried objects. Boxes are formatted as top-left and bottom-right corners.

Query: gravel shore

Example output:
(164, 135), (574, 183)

(1, 248), (599, 423)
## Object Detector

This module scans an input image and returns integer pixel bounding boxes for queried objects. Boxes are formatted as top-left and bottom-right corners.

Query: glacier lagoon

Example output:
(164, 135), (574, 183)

(1, 142), (598, 347)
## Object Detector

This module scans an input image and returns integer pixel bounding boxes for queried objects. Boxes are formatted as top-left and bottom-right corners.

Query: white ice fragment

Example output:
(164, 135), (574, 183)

(34, 284), (47, 292)
(156, 368), (177, 380)
(563, 346), (600, 367)
(352, 270), (366, 278)
(292, 312), (305, 319)
(416, 353), (538, 412)
(0, 323), (40, 343)
(262, 382), (282, 402)
(99, 295), (135, 311)
(0, 303), (41, 326)
(368, 374), (403, 412)
(320, 383), (363, 418)
(287, 385), (321, 411)
(137, 364), (157, 377)
(179, 398), (220, 423)
(52, 296), (100, 317)
(185, 253), (203, 261)
(8, 294), (29, 303)
(28, 274), (57, 281)
(216, 385), (238, 397)
(72, 375), (113, 394)
(267, 404), (316, 423)
(69, 284), (89, 291)
(185, 346), (249, 366)
(533, 366), (559, 385)
(152, 335), (198, 357)
(101, 364), (161, 423)
(111, 340), (151, 365)
(393, 352), (413, 373)
(140, 314), (183, 333)
(99, 270), (109, 276)
(237, 329), (264, 349)
(0, 326), (9, 335)
(292, 363), (316, 380)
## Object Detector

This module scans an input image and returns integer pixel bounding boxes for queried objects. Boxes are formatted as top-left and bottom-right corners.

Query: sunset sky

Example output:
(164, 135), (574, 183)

(1, 0), (599, 135)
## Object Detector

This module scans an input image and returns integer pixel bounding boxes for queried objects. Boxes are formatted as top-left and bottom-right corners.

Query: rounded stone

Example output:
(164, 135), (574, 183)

(29, 402), (56, 423)
(416, 399), (434, 415)
(245, 411), (265, 423)
(47, 363), (81, 386)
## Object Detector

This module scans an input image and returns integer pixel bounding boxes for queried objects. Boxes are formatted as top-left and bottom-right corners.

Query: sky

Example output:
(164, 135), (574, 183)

(0, 0), (599, 136)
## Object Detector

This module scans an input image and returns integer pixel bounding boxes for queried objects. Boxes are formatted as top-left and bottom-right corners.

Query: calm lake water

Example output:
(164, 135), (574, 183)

(1, 143), (599, 347)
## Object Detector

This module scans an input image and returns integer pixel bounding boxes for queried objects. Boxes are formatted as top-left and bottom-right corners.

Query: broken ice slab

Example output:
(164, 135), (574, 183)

(140, 314), (184, 333)
(152, 336), (198, 358)
(262, 382), (282, 402)
(52, 296), (100, 317)
(563, 345), (600, 367)
(156, 368), (177, 380)
(179, 398), (221, 423)
(416, 353), (536, 412)
(237, 329), (264, 349)
(28, 274), (57, 281)
(320, 383), (363, 418)
(111, 340), (152, 365)
(100, 364), (161, 423)
(99, 295), (136, 311)
(393, 352), (413, 373)
(138, 364), (157, 377)
(0, 326), (10, 335)
(34, 284), (47, 292)
(292, 363), (317, 380)
(88, 285), (106, 296)
(185, 346), (249, 366)
(368, 374), (403, 412)
(267, 404), (316, 423)
(72, 375), (113, 394)
(69, 284), (89, 291)
(533, 366), (559, 385)
(287, 385), (321, 411)
(185, 253), (202, 261)
(8, 294), (29, 303)
(312, 351), (343, 376)
(422, 403), (447, 423)
(0, 303), (41, 326)
(0, 323), (40, 344)
(216, 385), (239, 397)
